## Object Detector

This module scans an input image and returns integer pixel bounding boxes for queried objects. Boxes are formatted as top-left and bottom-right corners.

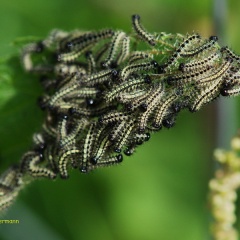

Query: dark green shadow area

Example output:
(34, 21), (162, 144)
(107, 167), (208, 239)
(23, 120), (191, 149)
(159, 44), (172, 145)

(0, 54), (43, 171)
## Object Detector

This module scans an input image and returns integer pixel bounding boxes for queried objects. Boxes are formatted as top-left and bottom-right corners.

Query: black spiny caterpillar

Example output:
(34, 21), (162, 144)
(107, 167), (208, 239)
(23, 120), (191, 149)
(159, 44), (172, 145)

(1, 14), (240, 212)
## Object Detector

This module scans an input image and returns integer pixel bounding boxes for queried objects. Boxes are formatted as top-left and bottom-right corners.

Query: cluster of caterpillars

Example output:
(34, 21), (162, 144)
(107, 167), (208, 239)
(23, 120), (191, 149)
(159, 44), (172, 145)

(1, 14), (240, 211)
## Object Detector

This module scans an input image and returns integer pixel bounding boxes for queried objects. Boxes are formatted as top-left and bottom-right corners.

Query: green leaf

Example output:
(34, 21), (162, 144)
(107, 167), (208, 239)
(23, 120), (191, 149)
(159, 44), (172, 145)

(0, 49), (43, 171)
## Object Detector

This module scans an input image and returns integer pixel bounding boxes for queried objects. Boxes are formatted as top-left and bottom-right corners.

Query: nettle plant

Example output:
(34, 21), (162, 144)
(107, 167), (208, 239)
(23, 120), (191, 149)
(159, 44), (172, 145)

(0, 14), (240, 212)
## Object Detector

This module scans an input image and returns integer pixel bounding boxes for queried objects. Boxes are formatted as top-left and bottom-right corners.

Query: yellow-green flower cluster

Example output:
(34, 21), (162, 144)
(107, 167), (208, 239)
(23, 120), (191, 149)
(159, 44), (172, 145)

(209, 134), (240, 240)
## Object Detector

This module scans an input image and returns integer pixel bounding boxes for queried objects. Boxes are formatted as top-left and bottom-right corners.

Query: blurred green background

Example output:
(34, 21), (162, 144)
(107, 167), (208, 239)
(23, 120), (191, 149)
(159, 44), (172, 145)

(0, 0), (240, 239)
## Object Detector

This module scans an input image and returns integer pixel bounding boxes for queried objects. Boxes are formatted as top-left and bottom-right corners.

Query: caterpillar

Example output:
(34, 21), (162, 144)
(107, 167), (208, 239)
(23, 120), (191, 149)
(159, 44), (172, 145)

(59, 118), (88, 148)
(114, 119), (136, 152)
(1, 14), (240, 213)
(189, 79), (223, 112)
(99, 111), (130, 124)
(85, 51), (96, 74)
(102, 31), (126, 67)
(108, 120), (128, 142)
(120, 60), (158, 81)
(58, 149), (81, 178)
(179, 52), (220, 72)
(81, 69), (117, 86)
(220, 46), (240, 62)
(58, 29), (114, 62)
(220, 84), (240, 97)
(165, 33), (201, 67)
(88, 154), (123, 171)
(132, 14), (156, 46)
(80, 122), (98, 172)
(116, 36), (131, 65)
(195, 57), (232, 86)
(20, 151), (56, 179)
(90, 135), (112, 166)
(128, 51), (153, 64)
(138, 84), (165, 132)
(104, 76), (151, 102)
(180, 36), (218, 57)
(152, 93), (178, 129)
